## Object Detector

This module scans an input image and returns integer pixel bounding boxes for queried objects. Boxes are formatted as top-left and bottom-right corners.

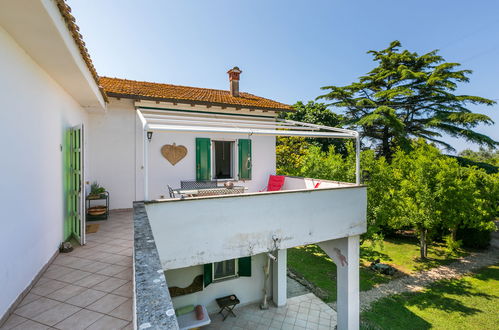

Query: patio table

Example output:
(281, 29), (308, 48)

(216, 294), (240, 321)
(173, 186), (247, 197)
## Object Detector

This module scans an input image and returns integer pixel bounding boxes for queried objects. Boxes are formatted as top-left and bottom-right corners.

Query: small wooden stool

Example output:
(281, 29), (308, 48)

(215, 294), (240, 321)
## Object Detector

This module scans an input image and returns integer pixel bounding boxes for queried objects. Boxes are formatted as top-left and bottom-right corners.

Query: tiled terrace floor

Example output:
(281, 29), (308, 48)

(205, 293), (338, 330)
(1, 210), (133, 330)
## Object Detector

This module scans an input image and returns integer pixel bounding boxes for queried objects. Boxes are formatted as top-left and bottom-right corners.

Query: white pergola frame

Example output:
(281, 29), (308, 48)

(137, 108), (361, 200)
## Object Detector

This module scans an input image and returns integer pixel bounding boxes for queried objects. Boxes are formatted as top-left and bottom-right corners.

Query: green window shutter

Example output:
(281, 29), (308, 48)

(203, 263), (213, 287)
(238, 256), (252, 277)
(238, 139), (252, 180)
(196, 138), (211, 180)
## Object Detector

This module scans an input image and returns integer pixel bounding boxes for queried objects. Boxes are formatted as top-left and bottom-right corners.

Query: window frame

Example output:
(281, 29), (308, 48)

(211, 140), (236, 181)
(212, 259), (239, 282)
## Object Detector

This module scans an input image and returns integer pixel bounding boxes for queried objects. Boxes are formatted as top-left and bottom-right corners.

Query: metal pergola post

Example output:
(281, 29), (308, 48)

(136, 110), (149, 200)
(355, 133), (361, 185)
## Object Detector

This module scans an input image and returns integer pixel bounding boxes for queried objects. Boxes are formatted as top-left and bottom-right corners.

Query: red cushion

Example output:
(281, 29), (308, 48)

(267, 175), (285, 191)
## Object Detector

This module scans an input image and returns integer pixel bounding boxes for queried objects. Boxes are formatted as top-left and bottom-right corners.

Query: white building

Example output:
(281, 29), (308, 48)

(0, 1), (366, 329)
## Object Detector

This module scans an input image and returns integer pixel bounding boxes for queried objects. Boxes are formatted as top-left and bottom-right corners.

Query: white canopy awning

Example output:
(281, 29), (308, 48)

(137, 108), (358, 138)
(136, 108), (361, 199)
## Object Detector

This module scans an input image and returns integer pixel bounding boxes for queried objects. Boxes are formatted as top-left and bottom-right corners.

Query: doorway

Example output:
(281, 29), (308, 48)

(65, 124), (85, 245)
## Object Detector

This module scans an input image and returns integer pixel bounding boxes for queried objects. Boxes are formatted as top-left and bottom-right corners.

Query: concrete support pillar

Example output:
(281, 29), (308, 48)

(272, 249), (287, 307)
(318, 236), (360, 330)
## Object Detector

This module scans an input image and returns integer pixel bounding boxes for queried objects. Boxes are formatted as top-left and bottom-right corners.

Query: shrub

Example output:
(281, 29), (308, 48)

(456, 227), (492, 249)
(443, 235), (463, 255)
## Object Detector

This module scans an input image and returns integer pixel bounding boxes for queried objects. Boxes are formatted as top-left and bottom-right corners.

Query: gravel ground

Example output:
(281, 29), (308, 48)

(328, 247), (499, 312)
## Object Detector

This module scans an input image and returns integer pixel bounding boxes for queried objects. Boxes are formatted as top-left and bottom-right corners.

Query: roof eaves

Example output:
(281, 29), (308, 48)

(106, 92), (294, 113)
(54, 0), (108, 103)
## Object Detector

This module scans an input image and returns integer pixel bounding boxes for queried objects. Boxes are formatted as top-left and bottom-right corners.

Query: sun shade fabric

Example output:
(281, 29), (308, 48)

(238, 139), (252, 180)
(196, 138), (211, 180)
(238, 257), (252, 277)
(203, 263), (212, 287)
(267, 175), (285, 191)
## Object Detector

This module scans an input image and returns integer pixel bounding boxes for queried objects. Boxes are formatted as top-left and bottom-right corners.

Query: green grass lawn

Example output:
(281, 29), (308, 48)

(287, 236), (468, 302)
(361, 236), (468, 274)
(288, 245), (391, 302)
(362, 264), (499, 330)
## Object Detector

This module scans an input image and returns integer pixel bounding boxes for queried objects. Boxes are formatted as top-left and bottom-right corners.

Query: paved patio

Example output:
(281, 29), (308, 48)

(1, 210), (133, 330)
(205, 293), (337, 330)
(1, 209), (338, 330)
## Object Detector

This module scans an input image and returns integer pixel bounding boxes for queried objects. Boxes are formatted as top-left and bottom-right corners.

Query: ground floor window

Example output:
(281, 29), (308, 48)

(204, 257), (251, 287)
(213, 259), (237, 280)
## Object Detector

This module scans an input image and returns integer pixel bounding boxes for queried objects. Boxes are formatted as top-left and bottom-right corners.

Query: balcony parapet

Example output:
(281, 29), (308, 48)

(145, 184), (367, 270)
(133, 202), (179, 330)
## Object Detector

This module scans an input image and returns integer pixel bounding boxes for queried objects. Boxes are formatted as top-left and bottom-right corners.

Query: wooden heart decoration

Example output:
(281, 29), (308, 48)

(161, 143), (187, 166)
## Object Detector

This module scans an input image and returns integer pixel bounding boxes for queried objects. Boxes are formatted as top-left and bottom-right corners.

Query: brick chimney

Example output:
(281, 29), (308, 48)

(227, 66), (242, 97)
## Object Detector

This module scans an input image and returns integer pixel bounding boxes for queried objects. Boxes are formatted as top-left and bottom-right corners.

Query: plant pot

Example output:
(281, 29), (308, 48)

(87, 206), (107, 216)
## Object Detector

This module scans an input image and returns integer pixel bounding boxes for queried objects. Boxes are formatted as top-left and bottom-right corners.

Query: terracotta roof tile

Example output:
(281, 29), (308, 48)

(100, 77), (293, 111)
(55, 0), (107, 102)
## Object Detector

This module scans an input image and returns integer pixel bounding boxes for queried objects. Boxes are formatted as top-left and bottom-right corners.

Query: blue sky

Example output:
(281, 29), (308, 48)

(68, 0), (498, 153)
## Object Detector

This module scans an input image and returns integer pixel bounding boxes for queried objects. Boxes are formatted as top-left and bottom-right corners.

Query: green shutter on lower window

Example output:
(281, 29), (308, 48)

(203, 263), (213, 287)
(238, 139), (252, 180)
(238, 256), (252, 277)
(196, 138), (211, 180)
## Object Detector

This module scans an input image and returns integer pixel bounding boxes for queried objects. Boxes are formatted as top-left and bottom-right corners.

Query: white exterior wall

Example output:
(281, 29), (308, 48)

(0, 25), (88, 317)
(146, 186), (367, 270)
(146, 132), (275, 198)
(165, 254), (271, 313)
(88, 100), (277, 209)
(88, 100), (137, 209)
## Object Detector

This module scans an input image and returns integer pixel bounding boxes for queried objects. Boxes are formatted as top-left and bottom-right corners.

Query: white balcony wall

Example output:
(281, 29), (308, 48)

(146, 186), (367, 270)
(88, 100), (277, 209)
(165, 253), (271, 313)
(0, 25), (88, 318)
(282, 176), (354, 190)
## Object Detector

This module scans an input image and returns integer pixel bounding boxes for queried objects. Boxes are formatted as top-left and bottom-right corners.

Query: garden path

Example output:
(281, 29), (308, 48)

(328, 247), (499, 312)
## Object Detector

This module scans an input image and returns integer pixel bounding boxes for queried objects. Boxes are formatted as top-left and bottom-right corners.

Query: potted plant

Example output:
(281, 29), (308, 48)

(88, 181), (106, 199)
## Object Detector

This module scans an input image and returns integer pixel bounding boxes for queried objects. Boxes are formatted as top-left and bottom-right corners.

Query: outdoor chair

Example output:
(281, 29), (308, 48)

(260, 175), (285, 192)
(167, 185), (176, 198)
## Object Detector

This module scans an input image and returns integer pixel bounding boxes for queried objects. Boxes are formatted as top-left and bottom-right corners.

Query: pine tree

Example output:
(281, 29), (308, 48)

(318, 41), (497, 158)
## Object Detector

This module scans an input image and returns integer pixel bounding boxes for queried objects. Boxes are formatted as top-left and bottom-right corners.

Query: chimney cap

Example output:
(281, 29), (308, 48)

(227, 66), (242, 74)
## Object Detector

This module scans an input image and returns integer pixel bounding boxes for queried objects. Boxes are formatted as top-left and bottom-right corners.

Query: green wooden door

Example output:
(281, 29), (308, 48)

(196, 138), (211, 180)
(238, 139), (252, 180)
(63, 129), (72, 240)
(66, 125), (85, 244)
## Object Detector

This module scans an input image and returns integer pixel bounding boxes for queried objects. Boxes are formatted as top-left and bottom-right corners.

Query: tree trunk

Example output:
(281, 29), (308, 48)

(419, 229), (428, 259)
(450, 227), (457, 241)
